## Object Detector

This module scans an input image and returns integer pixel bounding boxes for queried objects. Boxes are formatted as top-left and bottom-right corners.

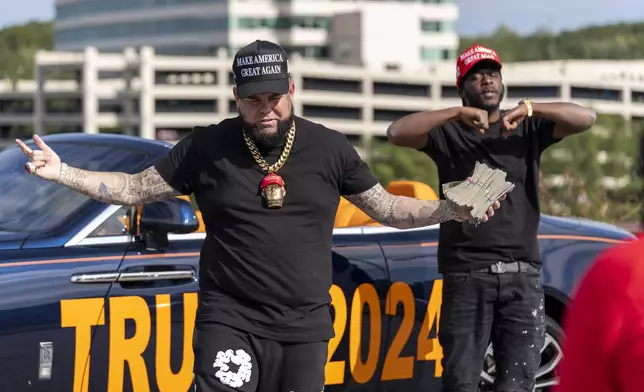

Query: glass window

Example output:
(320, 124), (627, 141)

(420, 20), (440, 32)
(56, 17), (227, 44)
(420, 47), (442, 61)
(88, 206), (134, 237)
(442, 49), (456, 60)
(0, 142), (150, 233)
(275, 17), (291, 29)
(56, 0), (222, 20)
(421, 20), (456, 33)
(230, 16), (330, 31)
(441, 20), (456, 32)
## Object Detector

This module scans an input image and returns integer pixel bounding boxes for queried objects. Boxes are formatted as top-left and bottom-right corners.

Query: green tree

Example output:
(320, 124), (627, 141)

(0, 21), (53, 86)
(366, 139), (439, 192)
(460, 22), (644, 61)
(539, 114), (642, 223)
(0, 21), (53, 139)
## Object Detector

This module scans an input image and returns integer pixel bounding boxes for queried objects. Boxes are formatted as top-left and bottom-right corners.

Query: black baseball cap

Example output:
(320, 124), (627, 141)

(232, 40), (290, 99)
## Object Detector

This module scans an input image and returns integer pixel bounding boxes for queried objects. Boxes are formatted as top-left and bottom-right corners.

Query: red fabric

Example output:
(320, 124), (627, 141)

(456, 44), (503, 87)
(555, 238), (644, 392)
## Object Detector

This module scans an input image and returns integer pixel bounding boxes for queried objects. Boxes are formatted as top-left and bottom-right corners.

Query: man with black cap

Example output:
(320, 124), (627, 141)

(386, 44), (597, 391)
(15, 40), (505, 392)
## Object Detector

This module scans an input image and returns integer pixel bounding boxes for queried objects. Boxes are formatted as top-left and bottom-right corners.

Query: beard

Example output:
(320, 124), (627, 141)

(241, 115), (293, 149)
(240, 103), (294, 149)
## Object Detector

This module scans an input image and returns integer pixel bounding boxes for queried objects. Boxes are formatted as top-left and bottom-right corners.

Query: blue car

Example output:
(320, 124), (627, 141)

(0, 133), (635, 392)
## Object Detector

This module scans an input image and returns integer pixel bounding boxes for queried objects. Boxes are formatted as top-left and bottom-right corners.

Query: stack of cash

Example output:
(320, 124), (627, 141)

(442, 162), (516, 225)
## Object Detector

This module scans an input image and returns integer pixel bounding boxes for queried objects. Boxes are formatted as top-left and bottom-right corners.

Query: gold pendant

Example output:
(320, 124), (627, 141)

(243, 121), (295, 209)
(261, 173), (286, 209)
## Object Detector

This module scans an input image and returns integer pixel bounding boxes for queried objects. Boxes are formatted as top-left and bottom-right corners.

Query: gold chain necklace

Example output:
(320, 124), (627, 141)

(242, 121), (296, 209)
(242, 121), (296, 174)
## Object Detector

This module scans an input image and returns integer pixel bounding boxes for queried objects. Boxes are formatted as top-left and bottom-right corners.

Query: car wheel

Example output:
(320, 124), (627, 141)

(478, 315), (564, 391)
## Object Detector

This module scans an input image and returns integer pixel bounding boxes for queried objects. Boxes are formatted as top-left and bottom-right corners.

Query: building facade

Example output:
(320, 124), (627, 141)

(2, 46), (644, 145)
(54, 0), (459, 70)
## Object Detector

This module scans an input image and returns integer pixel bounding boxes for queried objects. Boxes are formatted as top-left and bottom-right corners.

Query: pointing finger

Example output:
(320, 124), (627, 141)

(15, 139), (33, 156)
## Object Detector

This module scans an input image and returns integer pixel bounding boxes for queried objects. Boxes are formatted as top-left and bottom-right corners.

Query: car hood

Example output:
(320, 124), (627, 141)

(0, 231), (29, 250)
(541, 214), (637, 241)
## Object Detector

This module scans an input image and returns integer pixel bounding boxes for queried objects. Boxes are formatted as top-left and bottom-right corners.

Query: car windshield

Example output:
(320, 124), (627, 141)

(0, 141), (151, 233)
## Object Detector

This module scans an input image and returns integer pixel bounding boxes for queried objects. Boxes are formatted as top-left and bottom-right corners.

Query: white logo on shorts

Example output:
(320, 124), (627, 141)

(213, 349), (252, 388)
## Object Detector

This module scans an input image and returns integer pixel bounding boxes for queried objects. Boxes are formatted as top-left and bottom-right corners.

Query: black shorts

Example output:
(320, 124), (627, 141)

(193, 323), (328, 392)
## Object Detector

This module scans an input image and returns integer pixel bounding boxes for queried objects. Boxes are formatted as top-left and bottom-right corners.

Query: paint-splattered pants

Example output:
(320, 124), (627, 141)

(438, 266), (546, 392)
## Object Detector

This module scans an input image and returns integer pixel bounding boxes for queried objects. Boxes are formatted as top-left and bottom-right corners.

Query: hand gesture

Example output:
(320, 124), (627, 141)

(502, 103), (529, 132)
(459, 107), (489, 134)
(15, 135), (63, 181)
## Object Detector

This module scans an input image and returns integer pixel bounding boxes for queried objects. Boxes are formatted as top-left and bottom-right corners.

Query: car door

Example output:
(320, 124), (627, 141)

(325, 229), (389, 392)
(370, 226), (443, 392)
(0, 132), (169, 392)
(0, 204), (134, 392)
(92, 200), (202, 392)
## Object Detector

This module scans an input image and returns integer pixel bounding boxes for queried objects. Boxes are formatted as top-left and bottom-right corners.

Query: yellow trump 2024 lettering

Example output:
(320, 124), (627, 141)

(61, 281), (443, 390)
(107, 296), (151, 391)
(60, 293), (198, 392)
(156, 293), (197, 390)
(325, 279), (444, 385)
(60, 297), (105, 392)
(382, 281), (415, 381)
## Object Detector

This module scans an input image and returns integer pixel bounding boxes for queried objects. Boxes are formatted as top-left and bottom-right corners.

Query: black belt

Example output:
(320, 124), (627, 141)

(475, 261), (539, 274)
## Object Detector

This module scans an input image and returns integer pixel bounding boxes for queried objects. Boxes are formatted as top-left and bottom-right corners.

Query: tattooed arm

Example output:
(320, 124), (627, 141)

(345, 183), (494, 229)
(55, 164), (181, 205)
(16, 135), (182, 205)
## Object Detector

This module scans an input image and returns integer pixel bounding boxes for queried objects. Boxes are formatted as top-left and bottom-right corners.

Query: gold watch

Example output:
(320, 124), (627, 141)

(519, 99), (533, 117)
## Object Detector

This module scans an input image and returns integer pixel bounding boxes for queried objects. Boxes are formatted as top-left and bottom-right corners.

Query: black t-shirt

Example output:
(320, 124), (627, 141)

(154, 115), (378, 342)
(421, 114), (560, 273)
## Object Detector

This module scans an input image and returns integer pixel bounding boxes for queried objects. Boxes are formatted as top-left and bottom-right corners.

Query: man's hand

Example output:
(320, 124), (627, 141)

(344, 183), (505, 230)
(448, 194), (506, 223)
(502, 102), (530, 132)
(458, 107), (489, 134)
(15, 135), (63, 181)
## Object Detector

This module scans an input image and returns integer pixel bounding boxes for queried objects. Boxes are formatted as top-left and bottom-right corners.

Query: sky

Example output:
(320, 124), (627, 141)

(457, 0), (644, 35)
(2, 0), (644, 36)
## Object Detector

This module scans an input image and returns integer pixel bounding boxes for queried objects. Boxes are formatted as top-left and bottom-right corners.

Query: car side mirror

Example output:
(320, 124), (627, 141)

(140, 198), (199, 250)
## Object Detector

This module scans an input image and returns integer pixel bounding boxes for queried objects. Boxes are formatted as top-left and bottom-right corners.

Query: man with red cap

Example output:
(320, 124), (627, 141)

(387, 44), (597, 391)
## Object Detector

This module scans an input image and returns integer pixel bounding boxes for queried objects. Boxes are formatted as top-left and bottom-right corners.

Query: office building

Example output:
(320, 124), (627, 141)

(2, 46), (644, 144)
(55, 0), (459, 71)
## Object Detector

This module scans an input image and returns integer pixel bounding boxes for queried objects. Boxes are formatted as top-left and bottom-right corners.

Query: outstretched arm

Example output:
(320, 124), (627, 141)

(344, 183), (500, 229)
(57, 165), (180, 205)
(16, 135), (181, 206)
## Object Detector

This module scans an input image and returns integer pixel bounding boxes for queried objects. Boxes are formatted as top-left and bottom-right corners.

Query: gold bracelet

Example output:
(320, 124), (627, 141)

(519, 99), (533, 117)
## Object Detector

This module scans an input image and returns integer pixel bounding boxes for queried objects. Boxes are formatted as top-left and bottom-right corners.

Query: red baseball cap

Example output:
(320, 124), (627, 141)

(456, 44), (502, 87)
